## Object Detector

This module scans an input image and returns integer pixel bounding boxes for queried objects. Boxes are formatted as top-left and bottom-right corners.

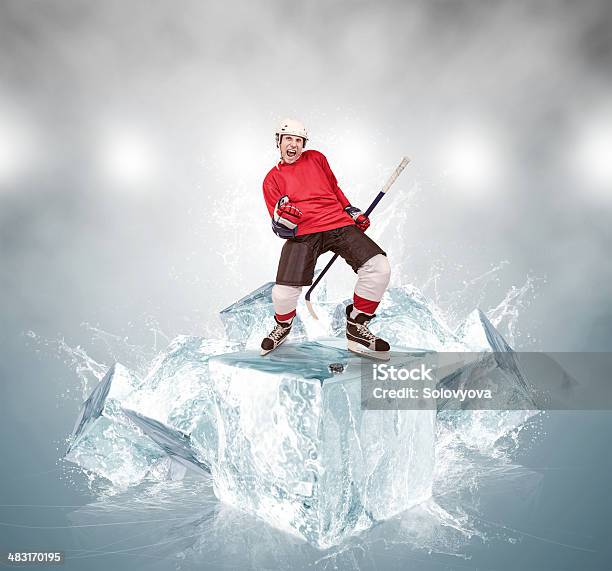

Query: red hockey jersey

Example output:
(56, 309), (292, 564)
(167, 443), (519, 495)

(263, 150), (354, 236)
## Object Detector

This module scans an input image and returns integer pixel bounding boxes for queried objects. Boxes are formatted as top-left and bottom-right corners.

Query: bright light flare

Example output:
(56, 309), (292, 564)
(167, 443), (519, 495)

(573, 116), (612, 197)
(100, 127), (158, 189)
(440, 126), (503, 196)
(0, 103), (35, 187)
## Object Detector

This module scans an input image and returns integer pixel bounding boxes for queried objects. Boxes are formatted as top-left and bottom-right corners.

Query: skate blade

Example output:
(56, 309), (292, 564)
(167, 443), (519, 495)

(347, 340), (390, 361)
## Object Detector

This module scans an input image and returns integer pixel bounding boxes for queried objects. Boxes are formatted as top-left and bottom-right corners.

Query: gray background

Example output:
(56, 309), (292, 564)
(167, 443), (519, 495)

(1, 1), (611, 569)
(1, 0), (611, 351)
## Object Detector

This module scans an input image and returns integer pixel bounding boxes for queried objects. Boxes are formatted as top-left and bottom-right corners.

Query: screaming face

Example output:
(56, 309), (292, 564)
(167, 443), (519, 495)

(279, 135), (305, 164)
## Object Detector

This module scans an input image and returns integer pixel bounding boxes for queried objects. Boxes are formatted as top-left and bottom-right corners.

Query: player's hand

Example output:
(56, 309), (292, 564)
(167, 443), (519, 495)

(344, 205), (370, 232)
(272, 195), (302, 239)
(277, 196), (303, 223)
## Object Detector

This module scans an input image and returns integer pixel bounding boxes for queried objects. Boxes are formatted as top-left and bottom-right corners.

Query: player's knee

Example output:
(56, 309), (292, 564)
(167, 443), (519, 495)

(377, 254), (391, 286)
(364, 254), (390, 286)
(272, 284), (302, 305)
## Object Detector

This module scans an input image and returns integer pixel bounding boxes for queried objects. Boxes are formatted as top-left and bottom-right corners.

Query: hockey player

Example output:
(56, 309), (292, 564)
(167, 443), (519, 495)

(261, 119), (390, 359)
(261, 118), (392, 359)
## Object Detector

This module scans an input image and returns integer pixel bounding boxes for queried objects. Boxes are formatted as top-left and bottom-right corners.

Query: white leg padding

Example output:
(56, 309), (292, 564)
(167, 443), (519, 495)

(272, 284), (302, 315)
(354, 254), (391, 302)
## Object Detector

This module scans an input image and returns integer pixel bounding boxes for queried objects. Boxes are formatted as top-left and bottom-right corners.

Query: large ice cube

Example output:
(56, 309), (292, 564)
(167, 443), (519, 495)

(206, 340), (436, 548)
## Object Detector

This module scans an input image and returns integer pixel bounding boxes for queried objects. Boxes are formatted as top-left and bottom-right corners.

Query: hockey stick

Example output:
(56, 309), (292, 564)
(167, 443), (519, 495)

(305, 156), (411, 320)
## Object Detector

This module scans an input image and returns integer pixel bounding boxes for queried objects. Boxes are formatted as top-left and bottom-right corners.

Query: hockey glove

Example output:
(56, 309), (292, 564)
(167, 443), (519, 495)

(272, 195), (303, 238)
(344, 205), (370, 232)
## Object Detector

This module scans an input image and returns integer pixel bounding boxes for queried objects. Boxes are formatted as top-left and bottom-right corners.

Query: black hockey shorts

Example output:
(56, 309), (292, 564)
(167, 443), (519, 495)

(275, 224), (386, 287)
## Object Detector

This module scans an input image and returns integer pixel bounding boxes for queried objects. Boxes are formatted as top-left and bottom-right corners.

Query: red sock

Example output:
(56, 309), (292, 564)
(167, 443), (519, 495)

(275, 309), (296, 323)
(353, 293), (379, 315)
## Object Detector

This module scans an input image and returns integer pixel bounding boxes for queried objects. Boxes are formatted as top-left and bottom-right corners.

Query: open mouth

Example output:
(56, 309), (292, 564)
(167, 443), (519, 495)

(287, 149), (297, 158)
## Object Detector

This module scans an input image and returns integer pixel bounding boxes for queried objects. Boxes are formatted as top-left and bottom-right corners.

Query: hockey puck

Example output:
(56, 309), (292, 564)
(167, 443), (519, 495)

(328, 362), (345, 374)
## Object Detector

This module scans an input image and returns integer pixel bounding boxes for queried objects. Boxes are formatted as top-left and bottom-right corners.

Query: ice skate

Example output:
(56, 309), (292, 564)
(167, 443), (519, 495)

(260, 316), (293, 356)
(345, 304), (390, 360)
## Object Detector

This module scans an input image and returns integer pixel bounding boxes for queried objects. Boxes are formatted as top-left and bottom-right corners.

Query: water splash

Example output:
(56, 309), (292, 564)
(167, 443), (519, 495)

(435, 260), (512, 324)
(24, 330), (107, 400)
(416, 261), (545, 349)
(486, 274), (546, 347)
(23, 317), (175, 401)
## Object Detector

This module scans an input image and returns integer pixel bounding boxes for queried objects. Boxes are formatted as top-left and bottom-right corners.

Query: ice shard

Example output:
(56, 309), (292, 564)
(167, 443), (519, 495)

(66, 362), (135, 454)
(357, 286), (467, 351)
(65, 363), (181, 488)
(438, 310), (534, 411)
(123, 409), (210, 474)
(122, 335), (239, 466)
(439, 311), (541, 449)
(65, 337), (238, 486)
(455, 308), (514, 352)
(219, 281), (276, 344)
(206, 340), (436, 548)
(219, 281), (308, 349)
(437, 353), (538, 410)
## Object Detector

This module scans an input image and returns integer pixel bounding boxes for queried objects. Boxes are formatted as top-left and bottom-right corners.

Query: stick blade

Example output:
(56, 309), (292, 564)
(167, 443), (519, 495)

(305, 299), (319, 320)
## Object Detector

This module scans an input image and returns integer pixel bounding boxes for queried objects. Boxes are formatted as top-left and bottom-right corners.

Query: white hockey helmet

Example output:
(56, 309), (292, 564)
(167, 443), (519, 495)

(275, 118), (308, 148)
